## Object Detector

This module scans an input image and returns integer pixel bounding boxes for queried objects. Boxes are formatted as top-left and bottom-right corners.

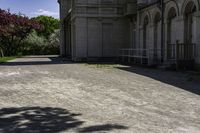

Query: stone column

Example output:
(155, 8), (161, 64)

(71, 20), (75, 60)
(164, 20), (168, 61)
(193, 11), (200, 65)
(148, 23), (155, 49)
(139, 25), (143, 50)
(129, 20), (133, 48)
(60, 21), (66, 57)
(157, 21), (161, 60)
(74, 18), (88, 61)
(136, 13), (141, 49)
(148, 22), (155, 65)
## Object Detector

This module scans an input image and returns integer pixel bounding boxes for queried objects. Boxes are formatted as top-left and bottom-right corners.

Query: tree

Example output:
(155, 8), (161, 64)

(0, 9), (42, 56)
(32, 15), (59, 39)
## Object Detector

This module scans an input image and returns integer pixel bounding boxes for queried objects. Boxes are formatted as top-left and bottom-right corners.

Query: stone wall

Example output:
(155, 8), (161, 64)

(59, 0), (134, 61)
(137, 0), (200, 65)
(59, 0), (200, 66)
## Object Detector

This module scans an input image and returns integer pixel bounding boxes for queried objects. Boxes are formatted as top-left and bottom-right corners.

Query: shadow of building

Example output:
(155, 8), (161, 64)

(117, 66), (200, 95)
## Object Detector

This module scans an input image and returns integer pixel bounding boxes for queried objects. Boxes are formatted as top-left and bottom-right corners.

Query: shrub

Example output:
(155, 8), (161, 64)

(21, 30), (60, 55)
(0, 9), (42, 56)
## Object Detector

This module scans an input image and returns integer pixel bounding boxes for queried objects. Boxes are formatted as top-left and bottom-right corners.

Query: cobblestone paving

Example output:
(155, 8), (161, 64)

(0, 56), (200, 133)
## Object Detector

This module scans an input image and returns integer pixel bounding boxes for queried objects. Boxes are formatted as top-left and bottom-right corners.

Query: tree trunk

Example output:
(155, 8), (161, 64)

(0, 47), (4, 57)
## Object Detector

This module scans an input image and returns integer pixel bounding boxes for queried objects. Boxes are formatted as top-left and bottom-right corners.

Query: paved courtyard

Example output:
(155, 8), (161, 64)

(0, 56), (200, 133)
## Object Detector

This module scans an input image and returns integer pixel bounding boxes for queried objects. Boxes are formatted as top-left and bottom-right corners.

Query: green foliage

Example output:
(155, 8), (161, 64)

(32, 15), (60, 39)
(0, 9), (42, 56)
(25, 30), (46, 45)
(21, 30), (60, 55)
(49, 30), (60, 46)
(46, 29), (60, 54)
(0, 9), (60, 56)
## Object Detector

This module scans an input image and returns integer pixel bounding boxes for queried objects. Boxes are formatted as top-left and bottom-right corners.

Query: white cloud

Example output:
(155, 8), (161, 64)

(33, 9), (59, 18)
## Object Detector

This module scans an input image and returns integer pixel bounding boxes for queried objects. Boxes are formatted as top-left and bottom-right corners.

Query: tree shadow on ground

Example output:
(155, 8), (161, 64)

(0, 107), (128, 133)
(116, 66), (200, 95)
(0, 107), (83, 133)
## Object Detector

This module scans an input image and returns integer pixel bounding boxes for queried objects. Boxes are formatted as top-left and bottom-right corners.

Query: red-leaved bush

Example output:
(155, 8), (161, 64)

(0, 9), (42, 56)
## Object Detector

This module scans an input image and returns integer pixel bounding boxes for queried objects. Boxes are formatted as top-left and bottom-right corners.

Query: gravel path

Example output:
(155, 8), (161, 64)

(0, 56), (200, 133)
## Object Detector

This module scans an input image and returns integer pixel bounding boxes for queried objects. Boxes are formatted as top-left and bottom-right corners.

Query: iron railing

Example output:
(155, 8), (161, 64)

(119, 48), (163, 65)
(167, 43), (198, 60)
(119, 43), (198, 65)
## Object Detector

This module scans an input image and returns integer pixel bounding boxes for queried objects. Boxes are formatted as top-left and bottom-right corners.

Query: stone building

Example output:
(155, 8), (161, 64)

(58, 0), (200, 69)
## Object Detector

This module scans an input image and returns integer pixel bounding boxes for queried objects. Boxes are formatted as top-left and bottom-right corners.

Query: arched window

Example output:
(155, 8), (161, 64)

(166, 7), (177, 59)
(184, 1), (197, 43)
(167, 7), (177, 44)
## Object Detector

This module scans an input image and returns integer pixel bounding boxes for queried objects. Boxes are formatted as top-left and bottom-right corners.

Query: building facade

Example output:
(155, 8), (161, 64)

(58, 0), (200, 69)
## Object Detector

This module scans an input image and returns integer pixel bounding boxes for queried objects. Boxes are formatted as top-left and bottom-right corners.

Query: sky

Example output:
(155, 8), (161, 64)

(0, 0), (59, 18)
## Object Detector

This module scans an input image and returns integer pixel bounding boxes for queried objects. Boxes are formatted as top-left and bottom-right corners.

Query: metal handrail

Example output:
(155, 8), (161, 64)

(167, 43), (198, 60)
(119, 43), (198, 65)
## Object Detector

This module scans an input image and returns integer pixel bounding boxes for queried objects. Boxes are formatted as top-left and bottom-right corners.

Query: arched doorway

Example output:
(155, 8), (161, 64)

(153, 12), (161, 61)
(184, 1), (196, 44)
(167, 7), (177, 59)
(183, 1), (197, 60)
(167, 7), (177, 44)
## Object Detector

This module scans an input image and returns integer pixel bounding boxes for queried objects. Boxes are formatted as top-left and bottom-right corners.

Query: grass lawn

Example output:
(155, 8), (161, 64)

(0, 57), (16, 63)
(85, 63), (122, 69)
